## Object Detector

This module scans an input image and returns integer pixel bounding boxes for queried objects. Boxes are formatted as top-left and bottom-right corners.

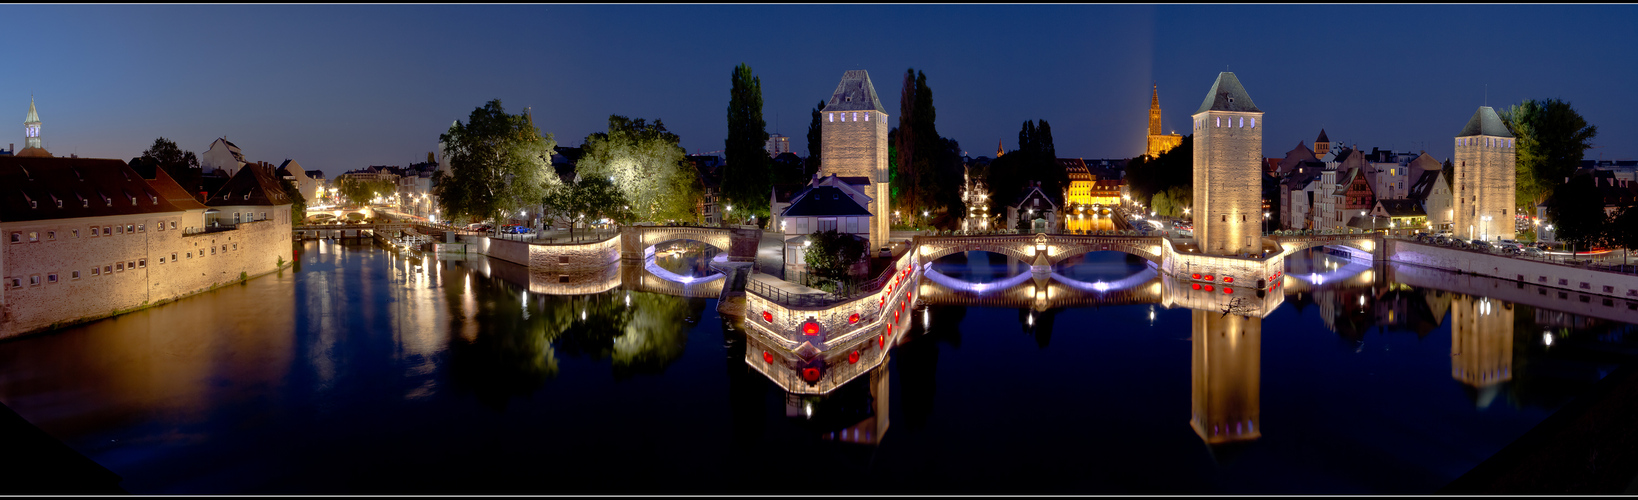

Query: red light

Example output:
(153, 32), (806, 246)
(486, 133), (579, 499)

(763, 351), (774, 363)
(879, 334), (885, 347)
(848, 313), (860, 324)
(761, 311), (773, 322)
(1205, 285), (1214, 292)
(894, 310), (899, 322)
(1192, 283), (1201, 290)
(1192, 273), (1200, 279)
(886, 325), (892, 336)
(803, 322), (820, 335)
(1224, 277), (1234, 283)
(1223, 287), (1233, 294)
(802, 368), (821, 382)
(1205, 275), (1214, 281)
(849, 351), (860, 364)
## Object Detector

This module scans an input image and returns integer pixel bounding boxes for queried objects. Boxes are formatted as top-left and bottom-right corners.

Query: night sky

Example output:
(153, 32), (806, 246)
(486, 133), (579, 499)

(6, 5), (1636, 177)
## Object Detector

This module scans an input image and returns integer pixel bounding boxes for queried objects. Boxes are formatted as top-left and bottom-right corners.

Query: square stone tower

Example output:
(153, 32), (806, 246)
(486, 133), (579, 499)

(1190, 72), (1265, 255)
(820, 70), (891, 250)
(1453, 106), (1517, 241)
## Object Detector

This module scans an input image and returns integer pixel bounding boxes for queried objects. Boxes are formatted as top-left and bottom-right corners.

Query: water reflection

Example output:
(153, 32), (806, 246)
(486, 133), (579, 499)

(4, 242), (1638, 493)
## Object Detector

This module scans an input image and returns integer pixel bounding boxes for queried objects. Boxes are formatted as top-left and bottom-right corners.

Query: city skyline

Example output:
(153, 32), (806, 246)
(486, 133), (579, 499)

(5, 4), (1636, 176)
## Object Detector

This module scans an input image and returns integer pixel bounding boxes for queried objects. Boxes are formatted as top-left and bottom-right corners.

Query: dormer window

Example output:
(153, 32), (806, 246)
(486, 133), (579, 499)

(130, 196), (138, 206)
(150, 195), (158, 204)
(244, 193), (251, 201)
(29, 200), (37, 209)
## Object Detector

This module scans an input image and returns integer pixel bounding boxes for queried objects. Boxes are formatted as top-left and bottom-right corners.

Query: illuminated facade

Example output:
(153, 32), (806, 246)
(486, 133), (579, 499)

(1146, 85), (1183, 158)
(1450, 295), (1512, 407)
(1191, 72), (1265, 255)
(819, 70), (891, 250)
(1453, 106), (1517, 241)
(18, 97), (50, 158)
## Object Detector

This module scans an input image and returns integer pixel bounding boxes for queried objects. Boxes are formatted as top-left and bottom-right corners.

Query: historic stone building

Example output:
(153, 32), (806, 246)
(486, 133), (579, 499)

(1190, 72), (1264, 255)
(18, 97), (49, 158)
(1146, 85), (1183, 158)
(818, 70), (890, 250)
(1453, 106), (1517, 241)
(201, 137), (247, 176)
(0, 156), (293, 340)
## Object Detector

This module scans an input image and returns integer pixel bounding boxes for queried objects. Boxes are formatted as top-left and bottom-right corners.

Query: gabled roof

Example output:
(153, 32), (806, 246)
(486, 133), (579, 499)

(147, 166), (209, 211)
(1457, 106), (1514, 138)
(1406, 170), (1444, 201)
(1375, 199), (1426, 217)
(1059, 158), (1091, 181)
(825, 70), (886, 113)
(1315, 129), (1329, 143)
(1333, 167), (1372, 195)
(210, 137), (246, 163)
(782, 185), (871, 217)
(207, 165), (292, 207)
(1010, 184), (1059, 211)
(0, 157), (187, 222)
(1194, 72), (1261, 114)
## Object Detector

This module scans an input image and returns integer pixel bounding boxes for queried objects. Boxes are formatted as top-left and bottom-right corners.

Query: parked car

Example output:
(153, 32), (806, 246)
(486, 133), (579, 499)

(1470, 240), (1492, 252)
(1522, 247), (1544, 257)
(1433, 235), (1452, 246)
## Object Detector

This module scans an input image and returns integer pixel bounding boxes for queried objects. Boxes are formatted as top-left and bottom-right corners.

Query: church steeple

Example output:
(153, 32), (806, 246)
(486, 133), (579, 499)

(18, 96), (49, 157)
(996, 139), (1004, 157)
(1149, 84), (1162, 136)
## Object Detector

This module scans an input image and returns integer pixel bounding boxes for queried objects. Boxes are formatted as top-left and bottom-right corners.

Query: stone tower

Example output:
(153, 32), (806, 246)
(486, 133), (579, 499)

(1313, 128), (1330, 157)
(18, 96), (49, 158)
(1146, 85), (1183, 158)
(820, 70), (891, 250)
(1453, 106), (1516, 241)
(1190, 72), (1264, 255)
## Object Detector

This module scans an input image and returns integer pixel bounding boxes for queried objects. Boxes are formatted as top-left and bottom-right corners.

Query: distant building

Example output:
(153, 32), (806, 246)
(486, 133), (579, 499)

(276, 160), (323, 205)
(765, 133), (791, 157)
(1007, 182), (1059, 233)
(779, 175), (874, 277)
(200, 137), (246, 176)
(959, 161), (991, 231)
(1453, 106), (1517, 241)
(1145, 85), (1183, 158)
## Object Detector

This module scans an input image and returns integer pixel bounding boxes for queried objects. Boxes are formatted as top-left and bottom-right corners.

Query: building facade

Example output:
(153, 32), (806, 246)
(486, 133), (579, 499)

(1146, 85), (1184, 158)
(1453, 106), (1517, 241)
(1191, 72), (1265, 255)
(200, 137), (247, 176)
(818, 70), (891, 250)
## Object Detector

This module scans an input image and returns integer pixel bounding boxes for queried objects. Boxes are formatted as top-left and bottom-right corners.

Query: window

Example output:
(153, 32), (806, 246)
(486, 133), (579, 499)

(172, 252), (178, 261)
(29, 275), (40, 286)
(138, 224), (145, 232)
(91, 267), (100, 277)
(28, 231), (38, 242)
(232, 243), (238, 251)
(8, 278), (19, 289)
(1559, 278), (1569, 286)
(235, 212), (242, 224)
(261, 212), (267, 221)
(116, 225), (123, 235)
(1222, 215), (1228, 222)
(170, 221), (176, 230)
(47, 231), (55, 241)
(1250, 117), (1256, 128)
(1605, 286), (1615, 293)
(211, 247), (216, 255)
(116, 262), (124, 272)
(71, 271), (80, 280)
(157, 222), (164, 232)
(47, 273), (57, 284)
(828, 113), (834, 122)
(138, 259), (146, 268)
(1581, 282), (1591, 290)
(159, 257), (166, 264)
(103, 226), (111, 236)
(187, 252), (193, 259)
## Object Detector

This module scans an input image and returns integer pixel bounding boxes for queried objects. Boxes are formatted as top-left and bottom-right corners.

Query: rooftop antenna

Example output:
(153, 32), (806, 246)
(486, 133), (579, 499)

(1485, 84), (1488, 107)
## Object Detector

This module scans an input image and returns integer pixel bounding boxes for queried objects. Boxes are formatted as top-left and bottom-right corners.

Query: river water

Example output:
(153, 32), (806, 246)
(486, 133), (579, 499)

(0, 239), (1635, 494)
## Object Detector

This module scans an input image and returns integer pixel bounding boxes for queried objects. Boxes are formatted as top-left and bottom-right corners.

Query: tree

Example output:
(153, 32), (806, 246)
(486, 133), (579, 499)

(985, 120), (1063, 218)
(435, 99), (560, 229)
(542, 176), (632, 237)
(1545, 173), (1610, 254)
(804, 229), (867, 292)
(1614, 205), (1638, 263)
(1500, 99), (1599, 213)
(1124, 134), (1194, 208)
(280, 177), (308, 223)
(806, 100), (825, 177)
(574, 115), (701, 223)
(335, 177), (395, 206)
(131, 137), (202, 198)
(723, 63), (771, 221)
(897, 68), (919, 219)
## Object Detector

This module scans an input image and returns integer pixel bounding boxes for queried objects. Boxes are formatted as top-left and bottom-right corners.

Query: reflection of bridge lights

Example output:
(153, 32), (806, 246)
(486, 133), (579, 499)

(1358, 295), (1365, 306)
(581, 309), (587, 320)
(1092, 281), (1110, 292)
(804, 402), (813, 419)
(1027, 313), (1034, 326)
(1544, 332), (1554, 346)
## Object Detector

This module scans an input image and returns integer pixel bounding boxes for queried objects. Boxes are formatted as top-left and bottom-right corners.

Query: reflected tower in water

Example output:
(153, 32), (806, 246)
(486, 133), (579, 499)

(1161, 275), (1280, 447)
(1451, 295), (1513, 406)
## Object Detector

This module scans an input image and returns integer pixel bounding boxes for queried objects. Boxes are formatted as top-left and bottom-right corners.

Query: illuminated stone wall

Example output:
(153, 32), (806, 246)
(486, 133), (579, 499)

(1, 208), (293, 339)
(1192, 109), (1265, 255)
(1190, 309), (1262, 444)
(819, 108), (890, 250)
(1453, 113), (1517, 241)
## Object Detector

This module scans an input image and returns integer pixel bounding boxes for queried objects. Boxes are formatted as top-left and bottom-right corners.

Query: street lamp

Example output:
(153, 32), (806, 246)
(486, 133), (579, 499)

(1481, 215), (1492, 242)
(1264, 211), (1270, 234)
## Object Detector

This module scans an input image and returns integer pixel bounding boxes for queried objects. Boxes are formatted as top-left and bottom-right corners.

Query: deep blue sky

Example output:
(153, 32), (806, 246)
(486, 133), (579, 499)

(6, 5), (1636, 177)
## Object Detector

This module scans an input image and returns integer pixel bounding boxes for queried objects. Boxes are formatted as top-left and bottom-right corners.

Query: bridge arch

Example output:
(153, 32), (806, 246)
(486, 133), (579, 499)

(1272, 234), (1381, 260)
(620, 225), (760, 262)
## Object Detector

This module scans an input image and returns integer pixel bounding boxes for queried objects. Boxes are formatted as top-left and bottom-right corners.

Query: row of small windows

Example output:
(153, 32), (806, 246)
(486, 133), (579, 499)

(827, 112), (870, 123)
(10, 221), (181, 243)
(1195, 116), (1257, 130)
(1458, 137), (1514, 148)
(3, 243), (242, 289)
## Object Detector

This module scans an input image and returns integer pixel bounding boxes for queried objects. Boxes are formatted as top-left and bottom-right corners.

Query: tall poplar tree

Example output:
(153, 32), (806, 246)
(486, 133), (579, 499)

(897, 68), (918, 219)
(724, 63), (771, 222)
(806, 100), (824, 178)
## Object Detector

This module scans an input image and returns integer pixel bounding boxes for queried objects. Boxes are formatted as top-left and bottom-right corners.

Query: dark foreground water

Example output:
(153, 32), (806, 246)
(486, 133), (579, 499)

(1, 240), (1636, 494)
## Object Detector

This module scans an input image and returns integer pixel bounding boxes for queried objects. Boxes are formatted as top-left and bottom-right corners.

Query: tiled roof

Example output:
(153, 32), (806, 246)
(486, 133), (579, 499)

(147, 167), (208, 211)
(825, 70), (885, 113)
(782, 185), (871, 217)
(1315, 129), (1329, 143)
(206, 165), (292, 207)
(1406, 170), (1442, 201)
(1456, 106), (1514, 138)
(0, 156), (187, 222)
(1376, 199), (1426, 217)
(1194, 72), (1261, 114)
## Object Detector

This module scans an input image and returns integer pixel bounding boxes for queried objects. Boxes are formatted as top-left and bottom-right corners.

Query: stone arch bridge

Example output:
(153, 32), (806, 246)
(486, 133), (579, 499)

(619, 225), (761, 262)
(913, 234), (1167, 267)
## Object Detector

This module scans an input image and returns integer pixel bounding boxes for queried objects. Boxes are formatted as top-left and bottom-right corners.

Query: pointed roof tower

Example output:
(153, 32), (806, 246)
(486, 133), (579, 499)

(1457, 106), (1513, 137)
(19, 96), (48, 157)
(1149, 84), (1163, 136)
(25, 96), (39, 124)
(997, 139), (1004, 157)
(1194, 72), (1260, 114)
(825, 70), (885, 112)
(1315, 128), (1330, 144)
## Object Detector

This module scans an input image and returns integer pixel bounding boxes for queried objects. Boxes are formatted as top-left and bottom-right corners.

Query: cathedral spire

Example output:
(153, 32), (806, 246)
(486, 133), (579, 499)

(1148, 84), (1162, 136)
(19, 95), (48, 157)
(996, 139), (1004, 157)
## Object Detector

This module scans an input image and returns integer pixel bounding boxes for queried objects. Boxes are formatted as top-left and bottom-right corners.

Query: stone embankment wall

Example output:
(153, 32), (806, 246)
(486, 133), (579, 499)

(1, 218), (292, 340)
(1388, 239), (1638, 300)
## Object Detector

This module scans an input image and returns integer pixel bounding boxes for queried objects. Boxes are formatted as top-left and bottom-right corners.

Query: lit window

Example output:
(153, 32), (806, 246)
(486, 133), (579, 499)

(91, 267), (100, 277)
(865, 113), (869, 121)
(138, 224), (145, 232)
(28, 231), (38, 242)
(30, 275), (40, 286)
(1239, 117), (1244, 128)
(72, 229), (78, 238)
(1250, 118), (1255, 128)
(852, 112), (858, 121)
(1216, 117), (1220, 127)
(829, 113), (834, 122)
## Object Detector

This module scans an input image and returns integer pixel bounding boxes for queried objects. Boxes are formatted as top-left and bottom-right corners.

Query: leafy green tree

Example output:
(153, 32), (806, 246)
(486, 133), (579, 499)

(1151, 185), (1193, 218)
(280, 177), (307, 223)
(336, 177), (396, 206)
(723, 63), (771, 221)
(542, 176), (633, 237)
(1545, 173), (1611, 254)
(574, 115), (700, 223)
(131, 137), (203, 199)
(985, 120), (1063, 218)
(804, 229), (867, 291)
(435, 99), (560, 229)
(806, 100), (824, 177)
(1500, 99), (1599, 213)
